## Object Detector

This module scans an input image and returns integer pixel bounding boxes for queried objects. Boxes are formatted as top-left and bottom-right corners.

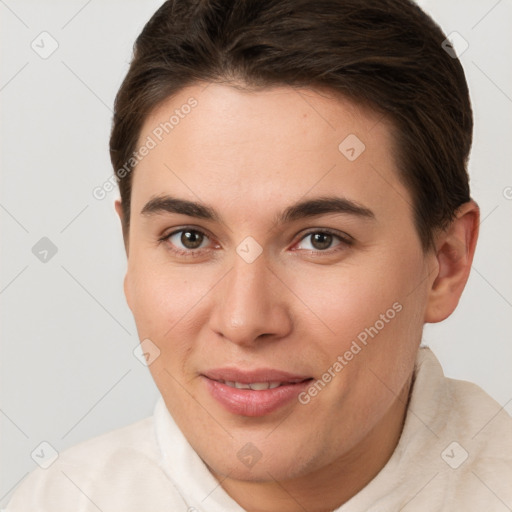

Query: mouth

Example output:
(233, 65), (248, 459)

(214, 379), (306, 390)
(201, 368), (313, 417)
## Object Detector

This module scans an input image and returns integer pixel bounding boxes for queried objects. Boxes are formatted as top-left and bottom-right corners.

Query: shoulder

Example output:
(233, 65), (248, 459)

(5, 415), (184, 511)
(412, 349), (512, 508)
(439, 377), (512, 509)
(413, 347), (511, 451)
(442, 372), (512, 456)
(43, 414), (156, 472)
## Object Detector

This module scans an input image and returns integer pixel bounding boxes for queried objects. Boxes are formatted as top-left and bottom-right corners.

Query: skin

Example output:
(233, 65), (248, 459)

(115, 83), (479, 512)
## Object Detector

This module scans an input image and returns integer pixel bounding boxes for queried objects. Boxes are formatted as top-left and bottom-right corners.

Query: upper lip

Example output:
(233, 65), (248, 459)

(202, 368), (312, 384)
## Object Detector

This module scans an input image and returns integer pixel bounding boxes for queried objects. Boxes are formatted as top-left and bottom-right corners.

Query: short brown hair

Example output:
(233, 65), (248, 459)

(109, 0), (472, 251)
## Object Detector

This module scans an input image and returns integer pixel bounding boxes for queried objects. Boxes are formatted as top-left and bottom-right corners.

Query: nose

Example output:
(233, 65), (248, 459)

(209, 256), (293, 347)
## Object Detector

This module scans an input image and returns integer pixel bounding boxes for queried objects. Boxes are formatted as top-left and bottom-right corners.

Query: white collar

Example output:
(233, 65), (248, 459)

(153, 347), (447, 511)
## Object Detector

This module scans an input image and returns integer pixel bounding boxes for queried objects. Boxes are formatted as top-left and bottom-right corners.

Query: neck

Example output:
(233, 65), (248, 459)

(214, 375), (413, 512)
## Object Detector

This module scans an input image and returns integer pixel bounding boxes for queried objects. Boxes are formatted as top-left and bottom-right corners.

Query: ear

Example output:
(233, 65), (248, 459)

(424, 200), (480, 323)
(115, 199), (129, 257)
(115, 199), (133, 311)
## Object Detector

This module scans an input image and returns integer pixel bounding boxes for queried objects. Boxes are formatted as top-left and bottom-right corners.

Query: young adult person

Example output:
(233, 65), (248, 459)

(7, 0), (512, 510)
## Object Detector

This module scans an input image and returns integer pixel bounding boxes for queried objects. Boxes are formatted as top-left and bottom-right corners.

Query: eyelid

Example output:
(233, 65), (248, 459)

(160, 225), (211, 241)
(159, 226), (218, 255)
(295, 227), (353, 245)
(159, 226), (353, 257)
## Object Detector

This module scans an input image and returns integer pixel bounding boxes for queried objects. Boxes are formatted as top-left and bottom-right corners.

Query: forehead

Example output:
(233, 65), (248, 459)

(140, 83), (390, 151)
(131, 83), (410, 222)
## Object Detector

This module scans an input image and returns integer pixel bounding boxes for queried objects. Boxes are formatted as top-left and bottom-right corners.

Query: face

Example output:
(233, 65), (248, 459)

(121, 83), (435, 481)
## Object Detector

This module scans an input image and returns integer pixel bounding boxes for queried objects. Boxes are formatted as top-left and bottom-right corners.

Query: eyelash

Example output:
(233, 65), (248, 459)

(158, 227), (353, 258)
(292, 228), (353, 254)
(158, 228), (214, 258)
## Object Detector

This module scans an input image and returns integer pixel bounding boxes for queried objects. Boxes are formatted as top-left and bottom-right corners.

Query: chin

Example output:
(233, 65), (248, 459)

(203, 439), (323, 483)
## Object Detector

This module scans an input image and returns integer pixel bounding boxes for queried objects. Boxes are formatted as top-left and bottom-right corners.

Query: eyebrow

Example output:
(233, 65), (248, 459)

(140, 194), (375, 224)
(141, 195), (221, 222)
(277, 196), (375, 224)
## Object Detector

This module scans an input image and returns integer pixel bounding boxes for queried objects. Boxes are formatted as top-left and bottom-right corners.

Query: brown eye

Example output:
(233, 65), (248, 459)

(295, 230), (350, 253)
(310, 232), (333, 250)
(180, 230), (204, 249)
(166, 229), (209, 251)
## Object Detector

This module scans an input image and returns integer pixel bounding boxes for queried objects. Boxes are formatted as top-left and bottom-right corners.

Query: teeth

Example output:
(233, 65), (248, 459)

(249, 382), (271, 390)
(222, 381), (283, 390)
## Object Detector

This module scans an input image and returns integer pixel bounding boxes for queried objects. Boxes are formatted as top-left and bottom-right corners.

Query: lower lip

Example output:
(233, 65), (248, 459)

(203, 377), (312, 417)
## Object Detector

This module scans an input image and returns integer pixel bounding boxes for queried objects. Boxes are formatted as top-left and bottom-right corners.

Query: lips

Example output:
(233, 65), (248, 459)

(203, 368), (312, 384)
(221, 381), (284, 390)
(201, 368), (313, 417)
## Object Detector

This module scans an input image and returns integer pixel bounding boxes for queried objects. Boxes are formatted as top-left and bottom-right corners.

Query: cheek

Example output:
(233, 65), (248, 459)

(285, 245), (427, 402)
(126, 253), (221, 363)
(126, 262), (208, 397)
(127, 271), (173, 336)
(287, 252), (420, 344)
(126, 255), (189, 336)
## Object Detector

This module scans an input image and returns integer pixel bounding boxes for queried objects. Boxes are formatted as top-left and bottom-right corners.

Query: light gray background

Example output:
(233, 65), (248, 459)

(1, 0), (511, 506)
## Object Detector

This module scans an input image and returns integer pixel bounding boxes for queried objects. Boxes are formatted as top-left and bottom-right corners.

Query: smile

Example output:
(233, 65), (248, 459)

(216, 379), (307, 390)
(201, 369), (313, 416)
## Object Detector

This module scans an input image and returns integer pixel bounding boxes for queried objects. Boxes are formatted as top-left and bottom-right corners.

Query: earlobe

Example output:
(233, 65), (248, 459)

(115, 199), (129, 256)
(115, 200), (133, 311)
(123, 273), (133, 312)
(424, 200), (480, 323)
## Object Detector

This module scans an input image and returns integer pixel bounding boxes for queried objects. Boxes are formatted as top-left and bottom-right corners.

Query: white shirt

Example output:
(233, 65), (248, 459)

(6, 347), (512, 511)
